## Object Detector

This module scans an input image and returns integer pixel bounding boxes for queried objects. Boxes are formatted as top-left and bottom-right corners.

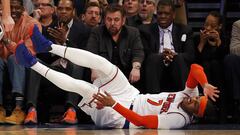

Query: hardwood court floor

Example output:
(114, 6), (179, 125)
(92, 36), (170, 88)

(0, 124), (240, 135)
(1, 129), (240, 135)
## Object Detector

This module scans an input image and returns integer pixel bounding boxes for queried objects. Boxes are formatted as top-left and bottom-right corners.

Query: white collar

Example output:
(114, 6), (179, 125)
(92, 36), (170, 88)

(158, 23), (173, 32)
(67, 19), (73, 29)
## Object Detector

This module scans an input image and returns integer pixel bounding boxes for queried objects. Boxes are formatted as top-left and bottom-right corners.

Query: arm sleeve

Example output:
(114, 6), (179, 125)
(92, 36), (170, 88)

(186, 64), (208, 89)
(113, 103), (158, 129)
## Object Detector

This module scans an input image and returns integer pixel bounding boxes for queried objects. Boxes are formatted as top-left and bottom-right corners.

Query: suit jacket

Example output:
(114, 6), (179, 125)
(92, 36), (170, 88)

(86, 25), (144, 70)
(230, 20), (240, 56)
(126, 14), (157, 28)
(139, 22), (195, 65)
(68, 18), (91, 49)
(37, 18), (91, 64)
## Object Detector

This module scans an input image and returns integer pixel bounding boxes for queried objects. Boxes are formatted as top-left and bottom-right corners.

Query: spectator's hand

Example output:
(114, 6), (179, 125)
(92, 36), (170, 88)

(162, 48), (177, 64)
(47, 23), (68, 45)
(129, 68), (140, 83)
(1, 38), (17, 52)
(93, 91), (116, 109)
(207, 30), (221, 46)
(33, 9), (42, 20)
(199, 29), (209, 45)
(202, 83), (220, 102)
(1, 15), (14, 32)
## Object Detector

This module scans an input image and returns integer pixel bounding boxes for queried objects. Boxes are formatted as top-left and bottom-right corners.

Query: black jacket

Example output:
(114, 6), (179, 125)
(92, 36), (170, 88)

(139, 22), (195, 65)
(86, 25), (145, 70)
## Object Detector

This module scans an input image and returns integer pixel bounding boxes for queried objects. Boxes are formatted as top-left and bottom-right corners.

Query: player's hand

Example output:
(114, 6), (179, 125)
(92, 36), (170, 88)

(93, 91), (116, 108)
(1, 15), (15, 32)
(129, 68), (140, 83)
(203, 83), (220, 102)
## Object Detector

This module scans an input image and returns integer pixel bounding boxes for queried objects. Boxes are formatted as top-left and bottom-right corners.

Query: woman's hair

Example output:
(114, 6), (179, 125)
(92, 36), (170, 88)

(207, 11), (223, 25)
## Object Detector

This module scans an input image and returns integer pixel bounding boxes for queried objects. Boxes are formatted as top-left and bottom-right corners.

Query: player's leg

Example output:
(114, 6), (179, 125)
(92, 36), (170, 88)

(15, 42), (98, 98)
(30, 24), (115, 77)
(50, 45), (115, 78)
(32, 61), (98, 97)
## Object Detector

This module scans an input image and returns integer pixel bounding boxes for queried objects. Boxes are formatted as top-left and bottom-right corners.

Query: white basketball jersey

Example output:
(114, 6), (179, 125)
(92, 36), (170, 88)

(80, 67), (140, 128)
(130, 87), (199, 129)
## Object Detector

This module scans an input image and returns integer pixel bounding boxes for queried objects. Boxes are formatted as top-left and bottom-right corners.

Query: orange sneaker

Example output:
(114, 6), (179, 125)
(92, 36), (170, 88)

(24, 107), (37, 125)
(62, 107), (78, 124)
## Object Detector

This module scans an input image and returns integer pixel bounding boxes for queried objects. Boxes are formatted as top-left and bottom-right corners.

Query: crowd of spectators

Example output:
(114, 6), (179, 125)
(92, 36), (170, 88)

(0, 0), (239, 126)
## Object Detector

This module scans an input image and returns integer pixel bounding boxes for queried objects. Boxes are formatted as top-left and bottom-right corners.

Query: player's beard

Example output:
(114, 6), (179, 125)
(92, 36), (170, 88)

(108, 26), (121, 36)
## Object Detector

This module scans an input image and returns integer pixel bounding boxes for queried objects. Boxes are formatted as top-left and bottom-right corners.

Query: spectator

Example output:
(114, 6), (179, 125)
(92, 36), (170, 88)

(194, 11), (228, 123)
(47, 0), (91, 124)
(122, 0), (140, 17)
(139, 0), (195, 93)
(25, 0), (90, 124)
(81, 2), (101, 28)
(127, 0), (157, 27)
(24, 0), (60, 125)
(224, 20), (240, 122)
(194, 11), (227, 98)
(0, 0), (41, 124)
(86, 4), (144, 90)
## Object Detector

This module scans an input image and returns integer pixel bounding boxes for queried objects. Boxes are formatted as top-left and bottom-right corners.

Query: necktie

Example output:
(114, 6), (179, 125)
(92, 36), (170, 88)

(163, 29), (171, 50)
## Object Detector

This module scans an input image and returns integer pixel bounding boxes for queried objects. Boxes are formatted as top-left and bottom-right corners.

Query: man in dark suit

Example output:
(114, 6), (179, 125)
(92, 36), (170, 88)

(126, 0), (157, 27)
(47, 0), (91, 124)
(86, 4), (144, 90)
(139, 0), (195, 94)
(25, 0), (91, 125)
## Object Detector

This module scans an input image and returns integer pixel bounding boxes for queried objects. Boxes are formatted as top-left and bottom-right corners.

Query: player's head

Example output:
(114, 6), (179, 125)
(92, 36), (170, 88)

(181, 96), (209, 117)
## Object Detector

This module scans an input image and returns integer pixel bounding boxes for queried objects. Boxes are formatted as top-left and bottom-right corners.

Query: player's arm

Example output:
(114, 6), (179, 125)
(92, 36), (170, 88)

(186, 64), (207, 88)
(1, 0), (15, 32)
(186, 64), (220, 101)
(93, 92), (158, 129)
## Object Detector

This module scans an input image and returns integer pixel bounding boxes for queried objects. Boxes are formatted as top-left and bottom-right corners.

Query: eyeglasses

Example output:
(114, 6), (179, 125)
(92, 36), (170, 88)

(34, 3), (53, 8)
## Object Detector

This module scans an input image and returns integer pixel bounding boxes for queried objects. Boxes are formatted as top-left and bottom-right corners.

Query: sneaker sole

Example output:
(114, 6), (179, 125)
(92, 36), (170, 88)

(24, 120), (37, 125)
(5, 119), (23, 125)
(62, 120), (78, 125)
(0, 120), (5, 124)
